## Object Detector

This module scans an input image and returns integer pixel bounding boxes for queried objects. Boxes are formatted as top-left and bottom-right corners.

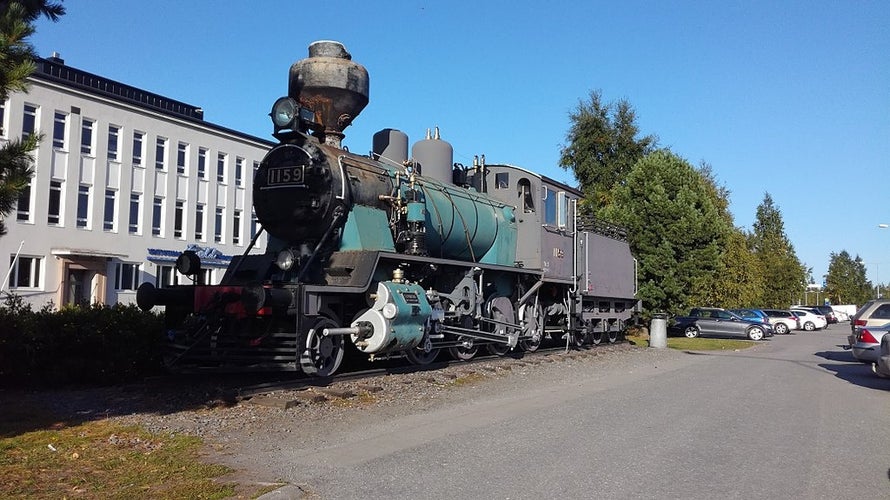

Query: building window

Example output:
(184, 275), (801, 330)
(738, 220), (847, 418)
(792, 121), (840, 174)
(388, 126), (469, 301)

(81, 118), (94, 155)
(235, 157), (243, 186)
(152, 196), (163, 236)
(53, 112), (67, 149)
(115, 262), (140, 291)
(128, 193), (141, 234)
(155, 137), (167, 170)
(195, 203), (205, 240)
(76, 185), (90, 228)
(155, 265), (181, 288)
(177, 142), (188, 175)
(8, 255), (41, 289)
(214, 206), (223, 243)
(0, 101), (6, 137)
(174, 200), (184, 238)
(47, 180), (62, 225)
(16, 182), (31, 222)
(199, 268), (213, 286)
(132, 131), (144, 166)
(22, 104), (36, 139)
(217, 153), (226, 183)
(250, 209), (258, 240)
(107, 125), (120, 161)
(104, 189), (116, 231)
(198, 148), (207, 179)
(233, 209), (241, 245)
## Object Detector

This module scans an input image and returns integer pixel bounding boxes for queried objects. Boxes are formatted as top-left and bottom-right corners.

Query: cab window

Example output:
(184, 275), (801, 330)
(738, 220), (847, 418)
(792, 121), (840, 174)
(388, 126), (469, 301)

(518, 179), (534, 213)
(543, 187), (557, 225)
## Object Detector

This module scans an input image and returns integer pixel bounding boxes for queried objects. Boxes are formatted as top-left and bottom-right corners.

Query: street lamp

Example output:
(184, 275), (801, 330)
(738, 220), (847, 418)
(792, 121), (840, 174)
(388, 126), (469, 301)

(879, 225), (889, 298)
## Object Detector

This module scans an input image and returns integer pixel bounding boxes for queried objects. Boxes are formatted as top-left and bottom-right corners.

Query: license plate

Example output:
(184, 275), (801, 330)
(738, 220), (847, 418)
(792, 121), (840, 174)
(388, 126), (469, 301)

(266, 165), (305, 186)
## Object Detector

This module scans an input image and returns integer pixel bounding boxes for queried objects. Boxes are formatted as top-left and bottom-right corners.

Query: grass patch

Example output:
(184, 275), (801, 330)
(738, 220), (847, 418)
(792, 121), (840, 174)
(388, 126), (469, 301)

(0, 419), (236, 499)
(452, 373), (486, 386)
(626, 333), (756, 351)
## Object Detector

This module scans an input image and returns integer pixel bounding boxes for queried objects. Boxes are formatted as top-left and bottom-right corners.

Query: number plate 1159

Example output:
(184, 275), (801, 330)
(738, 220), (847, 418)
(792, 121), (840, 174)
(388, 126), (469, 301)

(267, 165), (305, 186)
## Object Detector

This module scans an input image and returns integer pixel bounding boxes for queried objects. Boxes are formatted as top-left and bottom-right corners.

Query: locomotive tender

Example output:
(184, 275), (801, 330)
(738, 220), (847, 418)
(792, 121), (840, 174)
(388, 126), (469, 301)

(136, 41), (638, 376)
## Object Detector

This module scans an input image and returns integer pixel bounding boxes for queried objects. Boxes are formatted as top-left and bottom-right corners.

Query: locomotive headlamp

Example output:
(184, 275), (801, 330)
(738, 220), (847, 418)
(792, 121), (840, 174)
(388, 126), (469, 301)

(276, 248), (296, 271)
(271, 97), (298, 129)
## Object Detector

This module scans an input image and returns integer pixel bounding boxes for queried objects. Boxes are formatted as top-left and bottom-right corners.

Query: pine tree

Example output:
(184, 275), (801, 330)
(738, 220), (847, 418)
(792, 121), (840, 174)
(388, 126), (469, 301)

(0, 1), (65, 234)
(559, 90), (656, 216)
(751, 193), (806, 308)
(601, 150), (729, 316)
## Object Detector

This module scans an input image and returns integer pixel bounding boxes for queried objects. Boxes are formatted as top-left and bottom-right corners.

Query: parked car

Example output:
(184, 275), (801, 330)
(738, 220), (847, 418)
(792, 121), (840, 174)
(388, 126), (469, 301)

(670, 307), (769, 341)
(850, 299), (890, 335)
(761, 309), (801, 335)
(808, 305), (838, 324)
(789, 308), (827, 331)
(873, 332), (890, 378)
(729, 309), (774, 337)
(833, 309), (850, 322)
(847, 324), (890, 363)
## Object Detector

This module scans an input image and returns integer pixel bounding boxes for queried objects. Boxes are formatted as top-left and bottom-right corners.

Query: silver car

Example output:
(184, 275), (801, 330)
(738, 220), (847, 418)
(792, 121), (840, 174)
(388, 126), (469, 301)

(848, 324), (890, 363)
(873, 333), (890, 378)
(762, 309), (800, 335)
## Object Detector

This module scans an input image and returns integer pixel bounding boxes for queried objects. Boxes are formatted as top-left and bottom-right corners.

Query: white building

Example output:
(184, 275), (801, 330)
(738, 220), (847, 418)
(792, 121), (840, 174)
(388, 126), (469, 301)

(0, 54), (272, 309)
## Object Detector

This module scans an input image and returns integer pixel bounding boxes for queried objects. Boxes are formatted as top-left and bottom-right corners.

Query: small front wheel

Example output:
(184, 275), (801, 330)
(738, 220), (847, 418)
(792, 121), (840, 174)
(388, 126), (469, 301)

(804, 321), (815, 331)
(747, 326), (764, 341)
(684, 326), (700, 338)
(773, 323), (789, 335)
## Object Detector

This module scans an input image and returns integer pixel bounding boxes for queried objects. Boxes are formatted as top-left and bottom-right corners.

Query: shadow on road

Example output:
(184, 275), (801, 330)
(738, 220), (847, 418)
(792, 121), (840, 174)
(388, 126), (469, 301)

(816, 351), (890, 391)
(0, 372), (284, 438)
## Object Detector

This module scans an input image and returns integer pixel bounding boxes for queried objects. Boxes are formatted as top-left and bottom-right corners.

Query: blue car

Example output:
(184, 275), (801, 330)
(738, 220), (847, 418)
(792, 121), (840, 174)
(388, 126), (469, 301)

(730, 309), (774, 337)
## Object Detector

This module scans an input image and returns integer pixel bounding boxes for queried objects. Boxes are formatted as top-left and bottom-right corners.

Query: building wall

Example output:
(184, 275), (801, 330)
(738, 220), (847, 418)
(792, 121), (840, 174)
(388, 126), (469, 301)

(0, 61), (272, 309)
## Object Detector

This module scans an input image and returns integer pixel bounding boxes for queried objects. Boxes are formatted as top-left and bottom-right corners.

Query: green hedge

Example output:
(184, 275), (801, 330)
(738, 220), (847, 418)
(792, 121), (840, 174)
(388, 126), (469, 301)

(0, 295), (166, 388)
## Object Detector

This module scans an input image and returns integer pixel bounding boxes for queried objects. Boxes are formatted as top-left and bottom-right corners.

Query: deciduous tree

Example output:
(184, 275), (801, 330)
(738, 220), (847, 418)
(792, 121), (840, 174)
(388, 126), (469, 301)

(695, 162), (763, 307)
(825, 251), (872, 305)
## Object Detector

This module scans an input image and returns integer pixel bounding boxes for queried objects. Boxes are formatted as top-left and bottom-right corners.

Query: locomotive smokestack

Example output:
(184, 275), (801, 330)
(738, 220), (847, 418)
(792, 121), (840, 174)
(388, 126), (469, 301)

(288, 41), (370, 149)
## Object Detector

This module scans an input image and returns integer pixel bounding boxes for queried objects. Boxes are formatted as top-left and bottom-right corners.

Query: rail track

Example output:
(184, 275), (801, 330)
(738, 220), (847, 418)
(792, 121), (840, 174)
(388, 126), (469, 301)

(232, 339), (630, 400)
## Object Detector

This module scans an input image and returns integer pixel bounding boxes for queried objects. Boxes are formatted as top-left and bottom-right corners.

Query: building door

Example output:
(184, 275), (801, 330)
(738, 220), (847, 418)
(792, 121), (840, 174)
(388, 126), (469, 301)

(67, 269), (89, 306)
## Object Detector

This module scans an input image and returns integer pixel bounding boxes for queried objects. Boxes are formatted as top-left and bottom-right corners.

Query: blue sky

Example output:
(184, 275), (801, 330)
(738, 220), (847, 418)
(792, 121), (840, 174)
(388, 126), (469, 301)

(31, 1), (890, 290)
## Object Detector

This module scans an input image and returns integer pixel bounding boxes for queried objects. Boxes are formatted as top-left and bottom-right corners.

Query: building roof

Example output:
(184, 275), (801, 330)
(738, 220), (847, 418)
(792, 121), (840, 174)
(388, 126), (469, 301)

(31, 55), (275, 147)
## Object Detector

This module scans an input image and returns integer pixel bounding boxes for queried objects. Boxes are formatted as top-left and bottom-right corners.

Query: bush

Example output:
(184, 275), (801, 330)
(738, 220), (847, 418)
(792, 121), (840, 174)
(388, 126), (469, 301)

(0, 295), (166, 388)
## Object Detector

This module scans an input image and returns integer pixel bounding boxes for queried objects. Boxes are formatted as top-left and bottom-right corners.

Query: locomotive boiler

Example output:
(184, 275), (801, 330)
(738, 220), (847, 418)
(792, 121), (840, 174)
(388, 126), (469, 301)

(137, 41), (639, 376)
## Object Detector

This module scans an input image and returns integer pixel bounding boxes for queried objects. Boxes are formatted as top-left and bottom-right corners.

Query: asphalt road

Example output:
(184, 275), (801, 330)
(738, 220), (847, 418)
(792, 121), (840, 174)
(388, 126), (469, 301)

(260, 325), (890, 499)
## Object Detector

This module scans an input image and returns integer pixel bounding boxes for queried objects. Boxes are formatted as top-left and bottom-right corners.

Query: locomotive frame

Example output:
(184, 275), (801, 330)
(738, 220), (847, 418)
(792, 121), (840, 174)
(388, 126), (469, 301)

(136, 41), (638, 377)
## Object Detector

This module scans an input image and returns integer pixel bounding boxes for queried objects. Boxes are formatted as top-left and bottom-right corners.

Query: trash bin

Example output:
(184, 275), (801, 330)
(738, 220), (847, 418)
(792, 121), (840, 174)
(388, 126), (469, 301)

(650, 313), (667, 348)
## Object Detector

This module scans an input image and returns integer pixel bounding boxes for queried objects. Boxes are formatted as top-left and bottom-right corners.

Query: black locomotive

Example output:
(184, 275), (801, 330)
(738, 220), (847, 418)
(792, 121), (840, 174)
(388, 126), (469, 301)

(137, 41), (638, 376)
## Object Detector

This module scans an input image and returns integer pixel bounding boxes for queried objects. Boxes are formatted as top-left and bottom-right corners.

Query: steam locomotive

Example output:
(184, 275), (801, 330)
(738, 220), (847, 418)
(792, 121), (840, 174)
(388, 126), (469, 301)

(136, 41), (638, 377)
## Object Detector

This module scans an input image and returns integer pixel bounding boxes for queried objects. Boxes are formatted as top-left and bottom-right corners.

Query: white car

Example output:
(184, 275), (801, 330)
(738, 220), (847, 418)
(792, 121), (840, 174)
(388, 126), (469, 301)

(790, 308), (827, 331)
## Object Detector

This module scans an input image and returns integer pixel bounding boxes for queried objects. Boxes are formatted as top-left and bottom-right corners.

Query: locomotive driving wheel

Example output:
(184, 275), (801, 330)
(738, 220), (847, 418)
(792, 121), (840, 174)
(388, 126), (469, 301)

(300, 316), (345, 377)
(486, 296), (517, 356)
(448, 335), (478, 361)
(447, 303), (479, 361)
(518, 302), (543, 352)
(405, 337), (440, 365)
